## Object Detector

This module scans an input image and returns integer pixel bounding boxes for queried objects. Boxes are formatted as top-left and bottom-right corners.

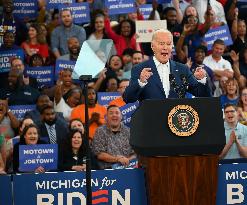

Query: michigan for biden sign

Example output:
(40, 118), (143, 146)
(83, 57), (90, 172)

(19, 144), (58, 172)
(13, 169), (147, 205)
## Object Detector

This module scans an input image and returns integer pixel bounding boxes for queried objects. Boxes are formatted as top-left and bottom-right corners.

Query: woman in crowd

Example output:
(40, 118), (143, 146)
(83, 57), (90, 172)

(21, 23), (49, 63)
(29, 53), (45, 67)
(237, 87), (247, 126)
(69, 119), (85, 134)
(54, 86), (82, 121)
(59, 129), (98, 171)
(13, 124), (47, 173)
(220, 78), (239, 108)
(104, 11), (140, 56)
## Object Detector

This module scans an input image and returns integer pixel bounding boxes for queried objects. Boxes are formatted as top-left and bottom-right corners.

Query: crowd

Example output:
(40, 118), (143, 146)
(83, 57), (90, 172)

(0, 0), (247, 174)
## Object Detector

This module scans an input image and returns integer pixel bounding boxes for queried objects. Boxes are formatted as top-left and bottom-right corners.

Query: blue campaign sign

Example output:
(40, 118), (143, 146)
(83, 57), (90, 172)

(120, 101), (139, 127)
(112, 158), (138, 169)
(19, 144), (58, 172)
(55, 59), (76, 80)
(139, 4), (152, 20)
(0, 49), (24, 73)
(216, 163), (247, 205)
(0, 175), (12, 205)
(13, 168), (147, 205)
(25, 66), (54, 88)
(98, 92), (122, 107)
(203, 25), (233, 51)
(106, 0), (136, 15)
(9, 104), (36, 120)
(13, 0), (38, 20)
(59, 3), (90, 24)
(46, 0), (75, 9)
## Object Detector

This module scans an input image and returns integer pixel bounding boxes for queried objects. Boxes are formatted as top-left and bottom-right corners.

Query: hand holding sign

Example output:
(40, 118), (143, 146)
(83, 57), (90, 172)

(35, 166), (45, 173)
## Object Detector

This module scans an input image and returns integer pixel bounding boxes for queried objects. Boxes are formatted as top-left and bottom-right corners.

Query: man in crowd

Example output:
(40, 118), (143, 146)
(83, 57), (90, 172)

(124, 29), (211, 103)
(51, 9), (86, 58)
(219, 104), (247, 159)
(203, 39), (233, 96)
(58, 36), (81, 61)
(92, 105), (136, 169)
(38, 104), (69, 144)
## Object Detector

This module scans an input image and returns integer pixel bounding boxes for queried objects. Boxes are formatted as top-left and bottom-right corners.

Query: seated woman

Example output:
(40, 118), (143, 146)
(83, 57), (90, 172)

(13, 124), (47, 173)
(58, 129), (98, 171)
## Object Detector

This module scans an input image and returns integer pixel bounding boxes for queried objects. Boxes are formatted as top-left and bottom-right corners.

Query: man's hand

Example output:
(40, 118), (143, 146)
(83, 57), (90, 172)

(35, 166), (45, 173)
(90, 112), (101, 125)
(194, 67), (206, 80)
(72, 165), (86, 171)
(229, 131), (236, 144)
(140, 68), (153, 83)
(117, 156), (130, 166)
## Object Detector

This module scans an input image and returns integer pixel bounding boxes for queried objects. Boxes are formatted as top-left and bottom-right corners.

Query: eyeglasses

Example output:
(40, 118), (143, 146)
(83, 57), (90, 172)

(224, 110), (236, 114)
(241, 93), (247, 96)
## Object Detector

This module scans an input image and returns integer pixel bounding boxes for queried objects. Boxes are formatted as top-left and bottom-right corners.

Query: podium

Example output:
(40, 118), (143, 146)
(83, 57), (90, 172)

(130, 98), (225, 205)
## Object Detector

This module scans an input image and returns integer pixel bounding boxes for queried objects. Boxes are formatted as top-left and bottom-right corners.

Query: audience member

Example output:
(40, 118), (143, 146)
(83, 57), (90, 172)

(70, 87), (106, 140)
(38, 104), (69, 144)
(58, 37), (81, 61)
(69, 118), (85, 134)
(237, 88), (247, 126)
(219, 104), (247, 159)
(59, 128), (98, 171)
(51, 9), (86, 58)
(13, 124), (47, 173)
(92, 105), (136, 169)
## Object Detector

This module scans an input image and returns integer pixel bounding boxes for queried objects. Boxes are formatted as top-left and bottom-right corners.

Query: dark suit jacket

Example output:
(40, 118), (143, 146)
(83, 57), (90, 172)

(38, 118), (69, 145)
(123, 58), (212, 103)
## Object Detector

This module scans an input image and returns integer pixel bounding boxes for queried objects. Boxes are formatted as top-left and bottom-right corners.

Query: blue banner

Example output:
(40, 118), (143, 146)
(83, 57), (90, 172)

(13, 0), (38, 20)
(203, 25), (233, 51)
(25, 66), (54, 88)
(0, 175), (12, 205)
(216, 163), (247, 205)
(112, 158), (138, 169)
(13, 168), (147, 205)
(19, 144), (58, 172)
(59, 3), (90, 24)
(9, 104), (36, 120)
(139, 4), (152, 20)
(97, 92), (122, 107)
(0, 49), (24, 73)
(55, 59), (75, 80)
(46, 0), (75, 9)
(105, 0), (136, 15)
(120, 101), (139, 127)
(146, 0), (171, 4)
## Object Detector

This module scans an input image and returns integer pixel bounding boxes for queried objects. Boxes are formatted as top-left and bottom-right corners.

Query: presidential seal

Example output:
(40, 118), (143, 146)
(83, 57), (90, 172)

(168, 105), (199, 137)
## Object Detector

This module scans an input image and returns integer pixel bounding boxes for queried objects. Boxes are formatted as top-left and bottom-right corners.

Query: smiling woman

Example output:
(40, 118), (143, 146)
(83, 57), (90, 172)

(12, 124), (47, 173)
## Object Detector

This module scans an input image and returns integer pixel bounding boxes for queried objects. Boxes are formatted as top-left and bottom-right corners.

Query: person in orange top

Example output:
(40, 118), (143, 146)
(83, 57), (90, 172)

(109, 79), (130, 107)
(70, 87), (107, 140)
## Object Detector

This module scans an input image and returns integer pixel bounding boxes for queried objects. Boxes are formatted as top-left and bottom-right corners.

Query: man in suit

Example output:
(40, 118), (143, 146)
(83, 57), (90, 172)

(38, 104), (69, 145)
(123, 29), (212, 103)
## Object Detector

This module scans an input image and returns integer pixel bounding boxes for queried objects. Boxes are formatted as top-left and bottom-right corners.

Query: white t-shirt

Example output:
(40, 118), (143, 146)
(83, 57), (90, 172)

(54, 98), (72, 121)
(203, 55), (233, 72)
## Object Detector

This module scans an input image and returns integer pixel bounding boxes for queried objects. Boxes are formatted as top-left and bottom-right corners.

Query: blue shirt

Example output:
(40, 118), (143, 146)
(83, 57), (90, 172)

(220, 95), (239, 108)
(51, 24), (86, 56)
(224, 122), (247, 159)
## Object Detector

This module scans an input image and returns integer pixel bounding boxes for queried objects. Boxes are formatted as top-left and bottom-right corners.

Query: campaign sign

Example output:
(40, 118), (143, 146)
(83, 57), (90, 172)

(203, 25), (233, 51)
(98, 92), (122, 107)
(25, 66), (54, 88)
(46, 0), (75, 9)
(139, 4), (152, 20)
(13, 0), (38, 20)
(13, 168), (147, 205)
(112, 158), (138, 169)
(105, 0), (136, 15)
(120, 101), (139, 127)
(0, 175), (12, 205)
(0, 49), (24, 73)
(55, 59), (76, 79)
(9, 104), (36, 120)
(19, 144), (58, 172)
(136, 20), (167, 42)
(59, 3), (90, 24)
(216, 163), (247, 205)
